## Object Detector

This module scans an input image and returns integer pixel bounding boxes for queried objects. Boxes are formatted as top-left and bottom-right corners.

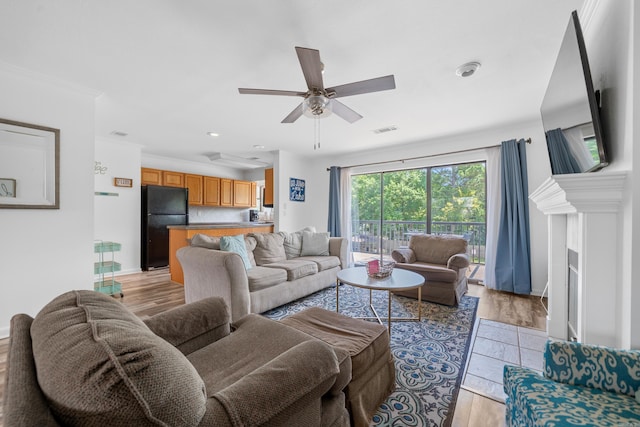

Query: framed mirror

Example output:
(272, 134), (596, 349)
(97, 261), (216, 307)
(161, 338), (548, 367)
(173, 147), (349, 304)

(0, 118), (60, 209)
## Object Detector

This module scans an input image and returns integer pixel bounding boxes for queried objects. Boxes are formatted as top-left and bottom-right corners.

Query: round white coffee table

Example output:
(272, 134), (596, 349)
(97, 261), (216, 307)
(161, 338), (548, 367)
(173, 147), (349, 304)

(336, 266), (425, 332)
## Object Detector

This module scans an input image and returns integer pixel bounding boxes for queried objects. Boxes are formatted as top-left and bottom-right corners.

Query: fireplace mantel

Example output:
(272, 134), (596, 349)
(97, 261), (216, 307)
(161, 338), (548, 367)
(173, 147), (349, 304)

(530, 171), (627, 346)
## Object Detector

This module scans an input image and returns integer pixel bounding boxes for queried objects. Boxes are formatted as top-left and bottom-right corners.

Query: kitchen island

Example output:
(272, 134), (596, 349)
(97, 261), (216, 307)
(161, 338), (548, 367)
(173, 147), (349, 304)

(168, 222), (274, 284)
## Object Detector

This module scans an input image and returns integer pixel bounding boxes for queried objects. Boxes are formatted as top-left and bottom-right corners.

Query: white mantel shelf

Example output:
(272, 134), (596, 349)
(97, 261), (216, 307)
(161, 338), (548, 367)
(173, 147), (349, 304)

(530, 171), (628, 347)
(530, 172), (627, 214)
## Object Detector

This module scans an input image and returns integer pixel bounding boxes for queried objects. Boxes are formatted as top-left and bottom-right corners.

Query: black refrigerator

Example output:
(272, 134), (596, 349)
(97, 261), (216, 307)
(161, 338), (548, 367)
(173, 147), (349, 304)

(141, 185), (189, 270)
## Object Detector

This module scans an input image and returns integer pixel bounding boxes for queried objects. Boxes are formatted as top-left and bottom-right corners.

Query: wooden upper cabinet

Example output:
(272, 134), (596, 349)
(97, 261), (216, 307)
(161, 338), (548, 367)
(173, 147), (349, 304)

(264, 168), (274, 206)
(251, 182), (257, 207)
(141, 168), (163, 186)
(203, 176), (220, 206)
(163, 170), (185, 188)
(233, 180), (252, 207)
(220, 178), (233, 207)
(185, 174), (203, 205)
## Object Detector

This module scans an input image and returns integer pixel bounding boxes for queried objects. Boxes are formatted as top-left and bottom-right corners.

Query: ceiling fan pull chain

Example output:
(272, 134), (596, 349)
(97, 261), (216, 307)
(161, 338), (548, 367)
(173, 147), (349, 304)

(314, 117), (321, 150)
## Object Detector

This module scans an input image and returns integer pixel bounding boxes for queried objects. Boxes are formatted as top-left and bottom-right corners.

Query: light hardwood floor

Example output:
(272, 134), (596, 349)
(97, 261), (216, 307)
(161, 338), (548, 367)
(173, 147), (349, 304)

(0, 269), (546, 427)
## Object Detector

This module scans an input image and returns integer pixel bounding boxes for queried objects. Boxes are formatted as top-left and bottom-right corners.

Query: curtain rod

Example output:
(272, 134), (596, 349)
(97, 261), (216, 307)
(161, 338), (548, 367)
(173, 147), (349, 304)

(327, 138), (532, 171)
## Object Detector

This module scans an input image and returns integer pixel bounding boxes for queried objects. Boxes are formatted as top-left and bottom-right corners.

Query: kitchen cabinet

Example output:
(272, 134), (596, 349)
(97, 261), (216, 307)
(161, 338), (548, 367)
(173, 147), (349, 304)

(141, 168), (163, 186)
(203, 176), (220, 206)
(185, 174), (203, 205)
(163, 170), (185, 188)
(220, 178), (233, 207)
(264, 168), (274, 206)
(233, 180), (253, 207)
(251, 182), (257, 207)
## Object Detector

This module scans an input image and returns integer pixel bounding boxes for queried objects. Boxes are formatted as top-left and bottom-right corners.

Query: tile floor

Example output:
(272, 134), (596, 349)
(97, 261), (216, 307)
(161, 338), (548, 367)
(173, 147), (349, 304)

(461, 318), (548, 402)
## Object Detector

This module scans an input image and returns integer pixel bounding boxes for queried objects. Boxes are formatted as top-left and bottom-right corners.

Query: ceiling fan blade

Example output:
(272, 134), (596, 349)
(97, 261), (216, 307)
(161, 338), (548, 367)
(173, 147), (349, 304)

(326, 75), (396, 98)
(331, 100), (363, 123)
(295, 47), (324, 92)
(238, 88), (306, 97)
(281, 103), (304, 123)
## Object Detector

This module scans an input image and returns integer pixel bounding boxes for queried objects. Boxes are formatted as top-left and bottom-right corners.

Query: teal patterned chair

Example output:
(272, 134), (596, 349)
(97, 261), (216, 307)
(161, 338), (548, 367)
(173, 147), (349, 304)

(503, 339), (640, 426)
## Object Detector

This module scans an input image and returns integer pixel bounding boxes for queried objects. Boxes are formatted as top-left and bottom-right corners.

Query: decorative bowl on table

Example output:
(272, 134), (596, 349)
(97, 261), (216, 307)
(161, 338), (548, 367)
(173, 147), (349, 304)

(365, 260), (395, 279)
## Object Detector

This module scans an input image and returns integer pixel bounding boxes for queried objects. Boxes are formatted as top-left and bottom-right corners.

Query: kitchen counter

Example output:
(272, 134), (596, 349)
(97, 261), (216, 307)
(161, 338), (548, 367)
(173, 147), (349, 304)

(168, 222), (274, 230)
(168, 222), (275, 284)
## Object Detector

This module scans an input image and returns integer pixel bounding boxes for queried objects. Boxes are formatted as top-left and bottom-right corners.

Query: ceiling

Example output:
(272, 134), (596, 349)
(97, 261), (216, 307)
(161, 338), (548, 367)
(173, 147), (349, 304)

(0, 0), (585, 168)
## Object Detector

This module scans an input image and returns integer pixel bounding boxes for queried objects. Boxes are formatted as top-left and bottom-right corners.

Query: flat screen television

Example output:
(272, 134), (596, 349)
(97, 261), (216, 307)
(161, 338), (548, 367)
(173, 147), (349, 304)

(540, 10), (608, 174)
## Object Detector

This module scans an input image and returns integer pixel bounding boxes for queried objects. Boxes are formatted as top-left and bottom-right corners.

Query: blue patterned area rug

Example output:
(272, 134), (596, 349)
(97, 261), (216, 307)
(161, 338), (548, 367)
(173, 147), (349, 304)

(263, 284), (479, 427)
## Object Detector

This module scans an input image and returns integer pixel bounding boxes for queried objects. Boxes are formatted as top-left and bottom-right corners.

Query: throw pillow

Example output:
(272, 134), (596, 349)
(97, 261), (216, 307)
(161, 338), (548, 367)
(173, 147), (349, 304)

(190, 233), (221, 250)
(283, 226), (316, 259)
(300, 231), (330, 256)
(220, 234), (252, 270)
(250, 232), (287, 265)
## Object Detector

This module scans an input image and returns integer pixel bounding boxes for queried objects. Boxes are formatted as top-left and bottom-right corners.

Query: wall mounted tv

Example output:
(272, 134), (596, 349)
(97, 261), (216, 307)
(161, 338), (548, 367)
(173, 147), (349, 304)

(540, 10), (608, 174)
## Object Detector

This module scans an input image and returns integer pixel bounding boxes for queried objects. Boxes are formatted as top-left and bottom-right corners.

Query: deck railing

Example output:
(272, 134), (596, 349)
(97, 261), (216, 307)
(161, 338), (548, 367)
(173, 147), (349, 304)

(351, 220), (486, 264)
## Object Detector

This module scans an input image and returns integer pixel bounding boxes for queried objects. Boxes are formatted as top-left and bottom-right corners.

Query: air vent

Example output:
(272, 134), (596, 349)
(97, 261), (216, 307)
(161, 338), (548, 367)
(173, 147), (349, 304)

(110, 131), (128, 137)
(373, 125), (398, 134)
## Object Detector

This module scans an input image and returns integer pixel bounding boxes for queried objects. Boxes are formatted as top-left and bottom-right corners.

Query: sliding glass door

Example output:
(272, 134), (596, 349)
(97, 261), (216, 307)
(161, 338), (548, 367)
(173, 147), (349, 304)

(351, 162), (486, 267)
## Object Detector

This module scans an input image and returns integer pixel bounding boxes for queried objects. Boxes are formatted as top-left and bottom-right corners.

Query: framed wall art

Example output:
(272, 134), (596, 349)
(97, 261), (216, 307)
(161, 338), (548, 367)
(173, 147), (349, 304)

(289, 177), (305, 202)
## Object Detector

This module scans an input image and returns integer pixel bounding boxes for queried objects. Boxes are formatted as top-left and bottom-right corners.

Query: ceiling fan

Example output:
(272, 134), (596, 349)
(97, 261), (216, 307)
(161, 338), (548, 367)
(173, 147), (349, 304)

(238, 46), (396, 124)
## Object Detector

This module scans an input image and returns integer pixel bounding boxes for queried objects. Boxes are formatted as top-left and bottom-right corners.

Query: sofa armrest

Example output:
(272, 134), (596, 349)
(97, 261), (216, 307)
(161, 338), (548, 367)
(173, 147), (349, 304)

(210, 340), (340, 426)
(329, 237), (348, 268)
(447, 253), (470, 270)
(392, 247), (416, 264)
(177, 246), (251, 323)
(543, 339), (640, 396)
(144, 297), (231, 355)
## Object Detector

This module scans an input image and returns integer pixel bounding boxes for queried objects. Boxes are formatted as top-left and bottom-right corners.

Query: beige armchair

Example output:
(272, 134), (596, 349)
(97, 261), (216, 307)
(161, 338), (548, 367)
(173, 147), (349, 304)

(4, 290), (351, 427)
(391, 234), (469, 305)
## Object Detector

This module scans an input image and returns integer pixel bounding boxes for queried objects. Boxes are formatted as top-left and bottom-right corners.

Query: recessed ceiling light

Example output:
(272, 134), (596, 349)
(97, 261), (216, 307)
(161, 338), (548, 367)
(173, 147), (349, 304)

(110, 131), (128, 137)
(455, 62), (481, 78)
(207, 132), (219, 137)
(253, 144), (265, 149)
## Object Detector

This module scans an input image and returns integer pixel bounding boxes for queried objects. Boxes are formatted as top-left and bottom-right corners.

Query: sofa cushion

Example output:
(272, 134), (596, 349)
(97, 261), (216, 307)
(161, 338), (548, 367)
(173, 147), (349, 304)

(409, 234), (467, 265)
(221, 234), (252, 270)
(244, 235), (257, 267)
(247, 266), (288, 291)
(191, 233), (221, 250)
(301, 231), (330, 256)
(264, 259), (319, 281)
(30, 290), (207, 427)
(298, 255), (341, 272)
(283, 226), (316, 259)
(251, 232), (287, 265)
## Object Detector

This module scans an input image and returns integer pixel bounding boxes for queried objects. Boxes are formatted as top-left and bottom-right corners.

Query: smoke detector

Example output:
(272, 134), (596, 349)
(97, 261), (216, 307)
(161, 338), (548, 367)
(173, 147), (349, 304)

(455, 62), (481, 78)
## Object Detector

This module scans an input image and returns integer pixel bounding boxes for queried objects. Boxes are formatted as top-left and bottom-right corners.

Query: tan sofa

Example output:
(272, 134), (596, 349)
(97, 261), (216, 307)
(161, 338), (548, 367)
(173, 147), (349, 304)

(391, 234), (470, 306)
(177, 230), (348, 322)
(3, 290), (351, 426)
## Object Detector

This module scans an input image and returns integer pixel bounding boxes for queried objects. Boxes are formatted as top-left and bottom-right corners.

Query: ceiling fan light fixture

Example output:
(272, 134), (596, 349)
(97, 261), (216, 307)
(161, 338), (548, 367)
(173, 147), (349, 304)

(302, 95), (332, 119)
(455, 61), (481, 78)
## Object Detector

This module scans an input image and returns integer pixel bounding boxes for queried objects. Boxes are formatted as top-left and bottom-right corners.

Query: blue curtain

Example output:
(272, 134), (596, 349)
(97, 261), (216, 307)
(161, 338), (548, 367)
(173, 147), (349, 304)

(327, 166), (342, 237)
(546, 128), (581, 174)
(495, 139), (531, 294)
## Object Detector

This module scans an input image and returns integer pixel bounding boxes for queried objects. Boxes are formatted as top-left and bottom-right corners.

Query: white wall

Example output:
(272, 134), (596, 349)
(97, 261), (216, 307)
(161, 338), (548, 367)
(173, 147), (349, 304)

(274, 150), (329, 233)
(0, 65), (97, 338)
(580, 0), (637, 347)
(94, 138), (142, 274)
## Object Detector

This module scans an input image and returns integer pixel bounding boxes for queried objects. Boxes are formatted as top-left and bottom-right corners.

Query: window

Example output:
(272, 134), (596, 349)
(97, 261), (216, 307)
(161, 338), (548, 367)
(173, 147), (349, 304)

(351, 162), (486, 274)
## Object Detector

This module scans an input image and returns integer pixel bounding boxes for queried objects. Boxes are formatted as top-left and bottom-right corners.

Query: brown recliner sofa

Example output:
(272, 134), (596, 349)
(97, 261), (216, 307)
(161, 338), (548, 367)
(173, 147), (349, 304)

(3, 290), (351, 427)
(391, 234), (470, 306)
